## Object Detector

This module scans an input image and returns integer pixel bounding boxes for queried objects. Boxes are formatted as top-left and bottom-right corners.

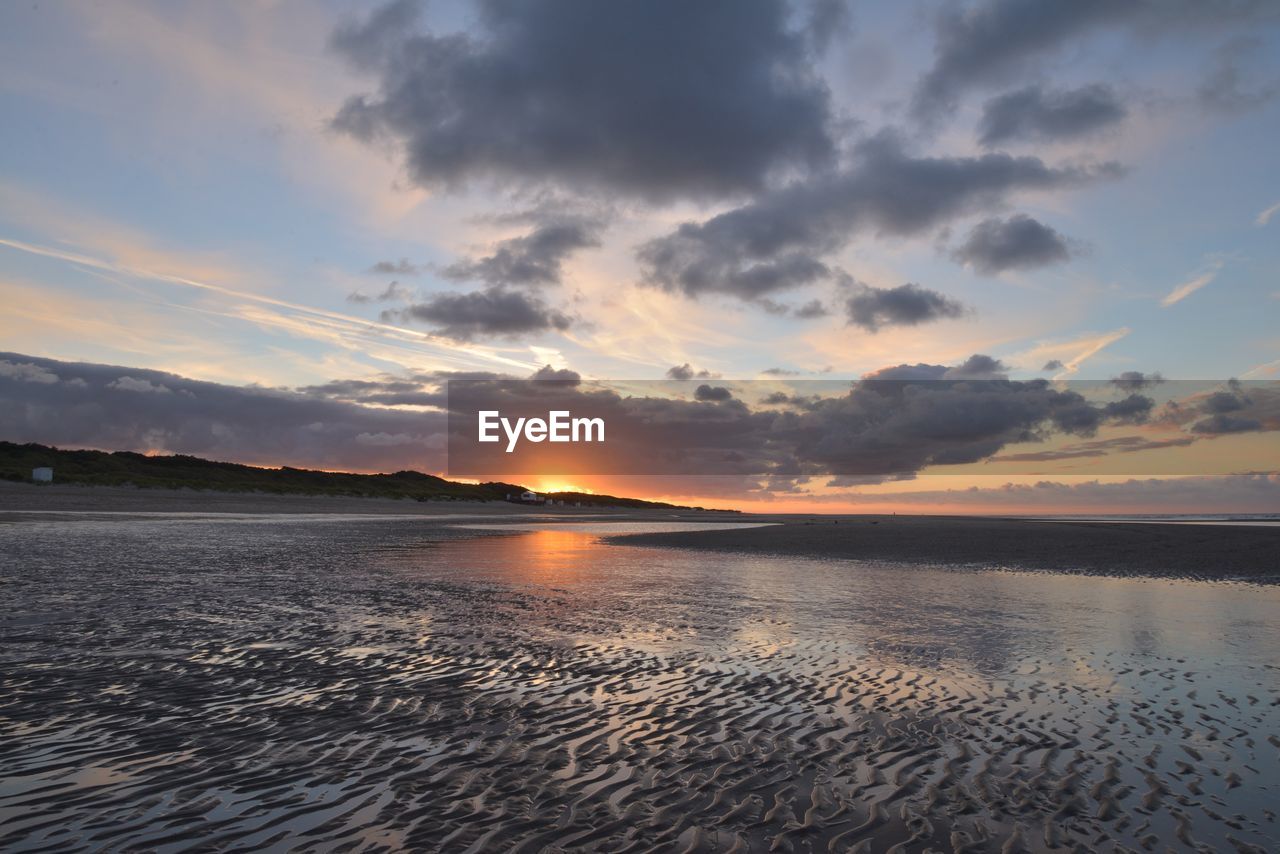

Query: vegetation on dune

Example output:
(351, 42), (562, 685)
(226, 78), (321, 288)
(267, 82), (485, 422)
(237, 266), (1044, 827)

(0, 441), (695, 509)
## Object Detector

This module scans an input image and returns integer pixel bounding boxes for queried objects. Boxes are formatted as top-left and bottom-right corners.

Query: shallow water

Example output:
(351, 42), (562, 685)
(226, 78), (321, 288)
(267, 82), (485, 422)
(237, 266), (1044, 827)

(1, 515), (1278, 852)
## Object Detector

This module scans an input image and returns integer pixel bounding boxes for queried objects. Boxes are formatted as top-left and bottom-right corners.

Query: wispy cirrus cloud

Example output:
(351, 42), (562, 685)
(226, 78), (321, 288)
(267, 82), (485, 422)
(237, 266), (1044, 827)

(1161, 262), (1222, 307)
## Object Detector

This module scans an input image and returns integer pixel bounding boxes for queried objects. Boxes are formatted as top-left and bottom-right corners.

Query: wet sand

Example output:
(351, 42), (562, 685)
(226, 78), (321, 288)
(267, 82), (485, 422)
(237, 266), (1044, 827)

(2, 511), (1278, 852)
(611, 515), (1280, 583)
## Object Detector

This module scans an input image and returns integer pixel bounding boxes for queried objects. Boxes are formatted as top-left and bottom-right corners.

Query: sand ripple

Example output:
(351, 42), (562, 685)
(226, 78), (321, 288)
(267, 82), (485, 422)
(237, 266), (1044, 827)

(1, 517), (1278, 852)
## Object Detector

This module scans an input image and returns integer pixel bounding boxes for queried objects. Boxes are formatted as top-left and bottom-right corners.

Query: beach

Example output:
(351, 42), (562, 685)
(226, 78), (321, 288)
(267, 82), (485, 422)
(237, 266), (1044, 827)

(2, 487), (1278, 851)
(611, 514), (1280, 584)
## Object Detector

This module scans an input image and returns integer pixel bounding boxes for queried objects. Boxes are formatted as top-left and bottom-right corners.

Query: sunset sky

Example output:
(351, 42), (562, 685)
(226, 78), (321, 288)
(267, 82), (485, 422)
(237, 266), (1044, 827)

(2, 0), (1278, 512)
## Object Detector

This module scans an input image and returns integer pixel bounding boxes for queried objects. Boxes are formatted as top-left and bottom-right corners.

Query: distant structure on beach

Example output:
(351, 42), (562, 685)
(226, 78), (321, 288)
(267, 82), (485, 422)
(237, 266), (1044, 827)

(31, 467), (53, 483)
(519, 490), (541, 503)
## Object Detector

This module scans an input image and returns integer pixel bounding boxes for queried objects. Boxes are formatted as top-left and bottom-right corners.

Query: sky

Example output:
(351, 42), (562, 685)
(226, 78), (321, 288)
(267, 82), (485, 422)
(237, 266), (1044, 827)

(1, 0), (1278, 513)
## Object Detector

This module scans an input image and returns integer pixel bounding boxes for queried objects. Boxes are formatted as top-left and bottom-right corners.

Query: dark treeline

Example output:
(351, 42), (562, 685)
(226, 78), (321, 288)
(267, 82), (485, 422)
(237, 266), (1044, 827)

(0, 441), (695, 510)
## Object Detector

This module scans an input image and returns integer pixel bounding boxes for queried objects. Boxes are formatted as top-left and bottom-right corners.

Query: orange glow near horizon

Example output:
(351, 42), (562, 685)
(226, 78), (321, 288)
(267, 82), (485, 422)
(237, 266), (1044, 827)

(535, 480), (595, 495)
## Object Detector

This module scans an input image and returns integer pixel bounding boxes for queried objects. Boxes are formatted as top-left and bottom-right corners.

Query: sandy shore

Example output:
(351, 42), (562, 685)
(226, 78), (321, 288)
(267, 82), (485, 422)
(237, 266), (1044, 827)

(5, 482), (1277, 582)
(3, 514), (1278, 851)
(610, 514), (1280, 583)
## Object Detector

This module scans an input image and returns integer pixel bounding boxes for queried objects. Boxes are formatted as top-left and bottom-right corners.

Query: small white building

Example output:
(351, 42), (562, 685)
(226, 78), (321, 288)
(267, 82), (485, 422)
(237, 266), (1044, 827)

(520, 490), (539, 503)
(32, 467), (53, 483)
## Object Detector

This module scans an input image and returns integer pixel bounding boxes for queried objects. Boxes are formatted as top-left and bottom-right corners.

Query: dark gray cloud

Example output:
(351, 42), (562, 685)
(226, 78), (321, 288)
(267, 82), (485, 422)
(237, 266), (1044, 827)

(7, 354), (1265, 485)
(529, 365), (582, 384)
(439, 218), (602, 288)
(666, 364), (716, 381)
(1042, 359), (1065, 371)
(978, 84), (1127, 146)
(0, 353), (448, 473)
(331, 0), (835, 202)
(1203, 389), (1247, 413)
(951, 214), (1074, 274)
(447, 355), (1169, 477)
(637, 133), (1117, 301)
(944, 354), (1009, 378)
(845, 282), (967, 332)
(1101, 393), (1155, 423)
(382, 287), (572, 340)
(694, 384), (734, 402)
(1111, 371), (1164, 391)
(1191, 413), (1262, 434)
(864, 355), (1007, 380)
(367, 258), (422, 276)
(911, 0), (1279, 120)
(1154, 380), (1280, 436)
(779, 376), (1115, 475)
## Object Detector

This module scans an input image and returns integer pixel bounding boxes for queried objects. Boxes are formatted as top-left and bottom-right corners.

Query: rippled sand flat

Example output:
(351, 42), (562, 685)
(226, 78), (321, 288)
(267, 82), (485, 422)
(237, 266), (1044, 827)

(2, 515), (1278, 852)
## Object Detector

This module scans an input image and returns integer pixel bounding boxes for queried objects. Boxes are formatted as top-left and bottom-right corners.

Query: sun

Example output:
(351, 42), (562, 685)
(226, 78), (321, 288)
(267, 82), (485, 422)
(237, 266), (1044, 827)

(535, 480), (592, 494)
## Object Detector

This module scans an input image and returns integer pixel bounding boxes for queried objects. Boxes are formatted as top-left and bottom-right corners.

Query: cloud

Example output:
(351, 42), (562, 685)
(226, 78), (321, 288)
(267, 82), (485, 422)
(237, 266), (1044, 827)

(446, 353), (1168, 478)
(911, 0), (1279, 120)
(297, 375), (449, 408)
(781, 375), (1121, 476)
(331, 0), (835, 202)
(944, 354), (1009, 379)
(637, 132), (1117, 301)
(0, 352), (448, 472)
(818, 476), (1280, 514)
(1111, 370), (1163, 391)
(1161, 263), (1221, 307)
(1198, 36), (1280, 114)
(0, 359), (59, 384)
(991, 434), (1193, 463)
(864, 363), (952, 381)
(1100, 393), (1156, 423)
(666, 364), (716, 381)
(694, 384), (734, 402)
(951, 215), (1074, 274)
(9, 353), (1266, 485)
(529, 365), (582, 384)
(1161, 380), (1280, 436)
(347, 281), (412, 304)
(439, 218), (601, 288)
(794, 299), (830, 319)
(1191, 413), (1263, 434)
(977, 84), (1126, 146)
(845, 283), (968, 332)
(382, 287), (573, 340)
(1027, 328), (1132, 377)
(109, 376), (173, 394)
(367, 258), (422, 276)
(862, 355), (1006, 380)
(1257, 200), (1280, 226)
(803, 0), (853, 55)
(329, 0), (424, 71)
